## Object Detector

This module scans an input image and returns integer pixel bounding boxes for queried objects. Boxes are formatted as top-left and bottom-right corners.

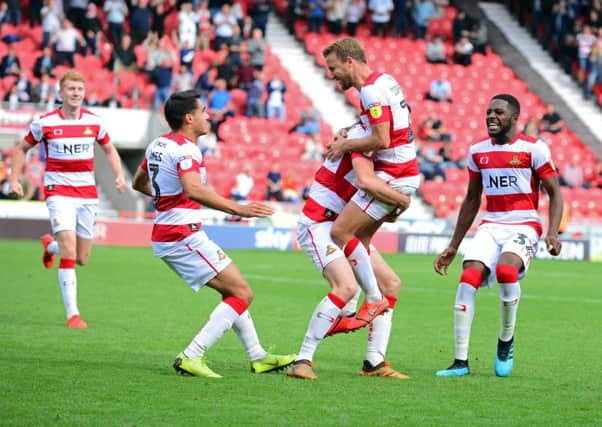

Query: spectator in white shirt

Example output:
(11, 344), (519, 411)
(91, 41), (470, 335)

(369, 0), (394, 37)
(346, 0), (365, 36)
(230, 166), (255, 201)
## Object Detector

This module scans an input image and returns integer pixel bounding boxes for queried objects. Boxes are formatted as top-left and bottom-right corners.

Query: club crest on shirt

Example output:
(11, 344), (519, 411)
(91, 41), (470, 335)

(83, 127), (94, 136)
(326, 245), (338, 256)
(509, 155), (522, 167)
(217, 249), (226, 261)
(368, 102), (382, 119)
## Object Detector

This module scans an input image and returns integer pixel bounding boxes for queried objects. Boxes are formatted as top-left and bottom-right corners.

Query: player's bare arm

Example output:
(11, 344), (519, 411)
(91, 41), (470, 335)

(327, 122), (390, 160)
(7, 139), (34, 198)
(352, 155), (410, 210)
(100, 143), (127, 192)
(132, 167), (152, 197)
(541, 175), (563, 256)
(181, 172), (274, 218)
(434, 178), (483, 276)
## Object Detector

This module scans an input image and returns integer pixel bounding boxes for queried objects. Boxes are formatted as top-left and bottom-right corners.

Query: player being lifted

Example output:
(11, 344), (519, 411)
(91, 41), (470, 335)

(132, 90), (296, 378)
(287, 124), (411, 380)
(9, 70), (126, 328)
(434, 94), (563, 377)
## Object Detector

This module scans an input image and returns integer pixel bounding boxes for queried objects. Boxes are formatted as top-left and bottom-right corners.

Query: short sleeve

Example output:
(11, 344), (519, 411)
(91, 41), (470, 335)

(360, 85), (392, 126)
(466, 147), (481, 180)
(24, 119), (43, 145)
(96, 121), (111, 145)
(532, 140), (557, 179)
(176, 145), (202, 177)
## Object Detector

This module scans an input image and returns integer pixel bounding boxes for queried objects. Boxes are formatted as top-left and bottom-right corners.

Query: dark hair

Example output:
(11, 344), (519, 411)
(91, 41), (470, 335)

(492, 93), (520, 116)
(164, 90), (202, 130)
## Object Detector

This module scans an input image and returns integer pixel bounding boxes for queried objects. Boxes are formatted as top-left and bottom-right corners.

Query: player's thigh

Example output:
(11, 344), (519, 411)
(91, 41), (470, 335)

(55, 230), (77, 259)
(46, 196), (77, 236)
(322, 257), (359, 298)
(162, 231), (233, 293)
(499, 227), (539, 278)
(297, 220), (345, 273)
(207, 262), (253, 302)
(463, 227), (500, 287)
(331, 199), (377, 243)
(370, 248), (400, 296)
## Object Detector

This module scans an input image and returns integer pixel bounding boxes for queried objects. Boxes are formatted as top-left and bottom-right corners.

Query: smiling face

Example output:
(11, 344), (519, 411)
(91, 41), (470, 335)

(486, 98), (517, 140)
(60, 78), (85, 110)
(325, 52), (354, 90)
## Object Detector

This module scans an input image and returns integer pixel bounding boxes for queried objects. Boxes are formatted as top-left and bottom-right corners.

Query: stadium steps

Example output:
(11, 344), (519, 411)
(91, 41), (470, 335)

(265, 14), (357, 131)
(479, 2), (602, 154)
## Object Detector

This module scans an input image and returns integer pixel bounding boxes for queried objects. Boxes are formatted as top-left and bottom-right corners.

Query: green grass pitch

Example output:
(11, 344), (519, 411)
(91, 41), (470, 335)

(1, 240), (601, 426)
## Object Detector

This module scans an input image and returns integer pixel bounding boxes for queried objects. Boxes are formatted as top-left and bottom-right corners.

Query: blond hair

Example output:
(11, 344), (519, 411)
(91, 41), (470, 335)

(322, 38), (367, 63)
(59, 70), (86, 90)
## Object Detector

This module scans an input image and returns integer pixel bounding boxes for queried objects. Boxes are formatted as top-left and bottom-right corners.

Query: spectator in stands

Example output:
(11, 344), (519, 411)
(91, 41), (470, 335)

(577, 24), (597, 84)
(14, 71), (32, 103)
(302, 135), (324, 161)
(585, 28), (602, 100)
(452, 9), (472, 41)
(250, 0), (272, 36)
(0, 3), (7, 31)
(560, 153), (589, 188)
(425, 71), (452, 102)
(540, 104), (565, 134)
(30, 0), (43, 28)
(426, 34), (448, 63)
(418, 110), (452, 142)
(438, 139), (464, 170)
(265, 163), (284, 201)
(227, 25), (243, 68)
(266, 73), (287, 121)
(522, 116), (540, 139)
(179, 1), (199, 50)
(195, 64), (216, 102)
(290, 107), (321, 136)
(550, 2), (573, 52)
(84, 89), (101, 107)
(237, 56), (256, 90)
(148, 37), (176, 109)
(0, 45), (20, 77)
(41, 0), (62, 49)
(207, 78), (235, 134)
(231, 0), (245, 30)
(3, 85), (19, 110)
(230, 165), (255, 201)
(179, 40), (195, 68)
(416, 140), (446, 182)
(325, 0), (346, 35)
(307, 0), (325, 34)
(197, 129), (218, 156)
(469, 19), (488, 55)
(103, 91), (123, 108)
(245, 70), (264, 118)
(197, 0), (213, 50)
(81, 3), (102, 56)
(559, 33), (578, 74)
(171, 64), (194, 92)
(412, 0), (435, 39)
(151, 0), (175, 38)
(241, 15), (254, 40)
(130, 0), (153, 46)
(213, 4), (237, 50)
(66, 0), (87, 31)
(32, 73), (54, 104)
(247, 28), (267, 70)
(215, 45), (237, 89)
(54, 19), (85, 68)
(301, 179), (311, 201)
(369, 0), (394, 37)
(346, 0), (366, 36)
(104, 0), (128, 44)
(593, 160), (602, 188)
(110, 33), (137, 72)
(453, 36), (473, 66)
(282, 169), (301, 203)
(5, 0), (19, 25)
(393, 0), (410, 38)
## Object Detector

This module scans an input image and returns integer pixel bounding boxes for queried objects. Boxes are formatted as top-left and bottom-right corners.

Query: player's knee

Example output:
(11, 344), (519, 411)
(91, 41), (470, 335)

(496, 264), (518, 284)
(378, 274), (401, 296)
(76, 256), (88, 266)
(460, 267), (483, 289)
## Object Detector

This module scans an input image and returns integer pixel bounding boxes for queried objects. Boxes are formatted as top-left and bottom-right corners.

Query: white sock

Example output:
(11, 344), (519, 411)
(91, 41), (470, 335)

(184, 301), (239, 359)
(454, 283), (477, 361)
(344, 238), (382, 302)
(232, 310), (267, 361)
(58, 265), (79, 319)
(499, 282), (521, 342)
(340, 287), (361, 316)
(365, 309), (394, 367)
(297, 294), (343, 362)
(47, 241), (59, 254)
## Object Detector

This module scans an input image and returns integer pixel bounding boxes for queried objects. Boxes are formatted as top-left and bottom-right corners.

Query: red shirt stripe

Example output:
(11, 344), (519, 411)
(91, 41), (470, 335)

(472, 151), (532, 170)
(42, 124), (102, 140)
(486, 192), (539, 212)
(155, 193), (201, 212)
(151, 223), (201, 242)
(44, 184), (98, 198)
(46, 158), (94, 172)
(374, 158), (420, 177)
(302, 197), (339, 222)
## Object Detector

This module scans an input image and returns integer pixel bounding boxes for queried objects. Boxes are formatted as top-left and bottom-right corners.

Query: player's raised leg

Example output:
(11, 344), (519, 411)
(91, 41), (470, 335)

(436, 263), (486, 377)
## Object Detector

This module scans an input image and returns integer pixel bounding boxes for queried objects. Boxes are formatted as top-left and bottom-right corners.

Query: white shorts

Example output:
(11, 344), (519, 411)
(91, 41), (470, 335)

(463, 224), (539, 287)
(297, 215), (344, 273)
(46, 196), (98, 239)
(350, 175), (420, 221)
(160, 231), (232, 292)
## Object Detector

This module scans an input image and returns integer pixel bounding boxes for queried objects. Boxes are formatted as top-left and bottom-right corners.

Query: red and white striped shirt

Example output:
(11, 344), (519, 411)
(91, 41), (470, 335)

(358, 72), (420, 184)
(302, 125), (365, 223)
(140, 133), (207, 257)
(24, 108), (110, 200)
(467, 133), (558, 236)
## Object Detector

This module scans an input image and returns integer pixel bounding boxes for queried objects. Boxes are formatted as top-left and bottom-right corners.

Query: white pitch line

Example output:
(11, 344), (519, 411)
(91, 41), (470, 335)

(244, 274), (602, 305)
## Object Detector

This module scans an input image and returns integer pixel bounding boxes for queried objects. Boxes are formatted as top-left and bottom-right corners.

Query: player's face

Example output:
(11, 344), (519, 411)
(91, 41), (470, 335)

(191, 100), (210, 136)
(486, 99), (516, 138)
(325, 53), (353, 90)
(60, 79), (85, 109)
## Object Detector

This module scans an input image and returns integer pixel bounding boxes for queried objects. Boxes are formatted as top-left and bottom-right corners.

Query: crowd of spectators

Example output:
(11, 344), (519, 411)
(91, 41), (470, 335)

(0, 146), (45, 201)
(507, 1), (602, 102)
